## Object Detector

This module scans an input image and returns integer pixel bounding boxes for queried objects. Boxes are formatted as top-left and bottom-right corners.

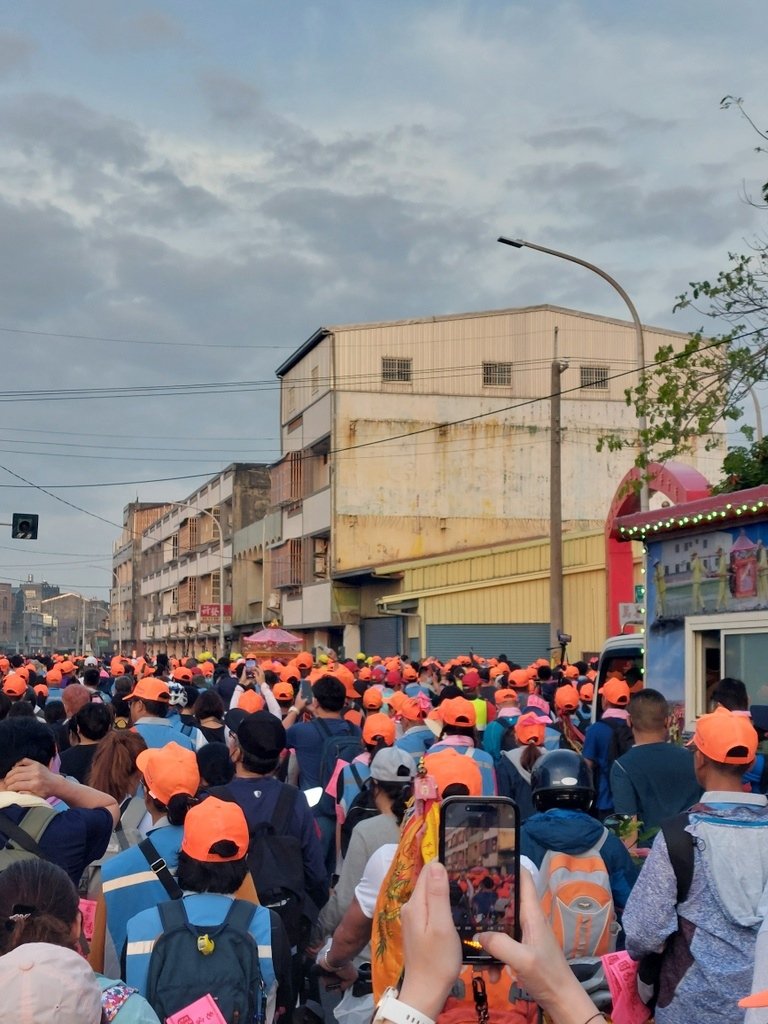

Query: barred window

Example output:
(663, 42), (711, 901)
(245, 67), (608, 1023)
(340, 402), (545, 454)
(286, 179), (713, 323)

(482, 361), (513, 387)
(382, 357), (412, 383)
(580, 365), (609, 390)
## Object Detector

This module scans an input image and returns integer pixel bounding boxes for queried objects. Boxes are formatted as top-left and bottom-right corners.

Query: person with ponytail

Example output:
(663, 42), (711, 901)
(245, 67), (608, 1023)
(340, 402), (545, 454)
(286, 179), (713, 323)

(0, 858), (161, 1023)
(87, 729), (147, 805)
(496, 712), (548, 821)
(94, 742), (201, 976)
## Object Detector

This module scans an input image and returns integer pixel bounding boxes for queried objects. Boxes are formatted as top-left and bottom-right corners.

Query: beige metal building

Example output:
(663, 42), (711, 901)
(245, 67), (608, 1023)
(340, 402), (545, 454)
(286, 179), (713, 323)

(268, 305), (721, 654)
(374, 530), (643, 662)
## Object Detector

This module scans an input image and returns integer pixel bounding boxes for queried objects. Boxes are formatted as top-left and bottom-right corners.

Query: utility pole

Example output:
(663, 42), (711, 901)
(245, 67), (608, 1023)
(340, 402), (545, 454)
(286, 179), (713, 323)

(550, 326), (569, 655)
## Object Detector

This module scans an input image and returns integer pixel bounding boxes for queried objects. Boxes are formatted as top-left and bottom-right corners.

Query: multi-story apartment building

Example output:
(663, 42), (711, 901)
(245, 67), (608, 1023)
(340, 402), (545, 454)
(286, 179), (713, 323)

(41, 593), (110, 652)
(12, 578), (60, 651)
(0, 583), (12, 649)
(269, 305), (725, 654)
(138, 464), (270, 657)
(111, 502), (170, 654)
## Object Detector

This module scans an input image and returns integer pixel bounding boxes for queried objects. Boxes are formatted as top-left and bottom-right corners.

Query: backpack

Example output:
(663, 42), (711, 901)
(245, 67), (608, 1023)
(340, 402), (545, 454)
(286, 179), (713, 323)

(212, 783), (312, 948)
(0, 806), (57, 871)
(439, 967), (537, 1024)
(313, 719), (363, 815)
(146, 898), (265, 1024)
(604, 717), (634, 763)
(340, 770), (379, 858)
(637, 813), (694, 1009)
(536, 828), (618, 960)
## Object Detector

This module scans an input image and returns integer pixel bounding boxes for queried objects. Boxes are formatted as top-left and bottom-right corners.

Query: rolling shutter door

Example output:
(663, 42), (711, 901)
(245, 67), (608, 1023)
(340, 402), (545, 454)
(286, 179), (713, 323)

(360, 616), (402, 656)
(425, 623), (550, 664)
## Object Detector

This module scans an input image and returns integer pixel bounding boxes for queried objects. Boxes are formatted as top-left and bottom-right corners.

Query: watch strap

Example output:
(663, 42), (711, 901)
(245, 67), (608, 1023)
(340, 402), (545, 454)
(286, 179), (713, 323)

(373, 990), (436, 1024)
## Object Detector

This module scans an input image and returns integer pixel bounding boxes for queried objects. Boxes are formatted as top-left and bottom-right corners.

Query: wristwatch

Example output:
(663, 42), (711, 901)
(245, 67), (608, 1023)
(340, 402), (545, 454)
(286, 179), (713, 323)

(372, 988), (436, 1024)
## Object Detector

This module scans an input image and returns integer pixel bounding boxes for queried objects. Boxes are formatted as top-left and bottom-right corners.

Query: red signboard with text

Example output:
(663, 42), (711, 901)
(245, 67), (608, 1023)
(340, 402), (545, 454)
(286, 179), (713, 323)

(199, 604), (232, 621)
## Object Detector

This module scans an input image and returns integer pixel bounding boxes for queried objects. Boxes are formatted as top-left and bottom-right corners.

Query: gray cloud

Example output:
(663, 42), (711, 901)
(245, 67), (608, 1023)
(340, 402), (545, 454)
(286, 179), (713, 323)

(60, 3), (183, 50)
(526, 125), (613, 149)
(0, 31), (34, 78)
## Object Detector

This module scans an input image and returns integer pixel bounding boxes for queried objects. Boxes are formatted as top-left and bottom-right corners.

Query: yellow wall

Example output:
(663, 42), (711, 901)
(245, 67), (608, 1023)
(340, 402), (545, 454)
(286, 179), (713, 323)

(378, 531), (643, 660)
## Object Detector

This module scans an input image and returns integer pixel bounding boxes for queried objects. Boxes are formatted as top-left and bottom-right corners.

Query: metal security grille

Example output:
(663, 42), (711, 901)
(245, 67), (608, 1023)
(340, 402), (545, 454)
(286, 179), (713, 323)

(382, 357), (412, 383)
(425, 623), (550, 663)
(482, 361), (512, 387)
(361, 616), (402, 655)
(580, 365), (609, 390)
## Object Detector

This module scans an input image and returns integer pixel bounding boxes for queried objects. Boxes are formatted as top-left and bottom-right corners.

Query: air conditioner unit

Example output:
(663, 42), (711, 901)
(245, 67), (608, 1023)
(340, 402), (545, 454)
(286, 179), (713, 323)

(267, 592), (281, 612)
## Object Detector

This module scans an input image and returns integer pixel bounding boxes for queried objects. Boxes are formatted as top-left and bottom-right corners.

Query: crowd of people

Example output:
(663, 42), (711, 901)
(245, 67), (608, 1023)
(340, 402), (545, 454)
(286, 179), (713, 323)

(0, 647), (766, 1024)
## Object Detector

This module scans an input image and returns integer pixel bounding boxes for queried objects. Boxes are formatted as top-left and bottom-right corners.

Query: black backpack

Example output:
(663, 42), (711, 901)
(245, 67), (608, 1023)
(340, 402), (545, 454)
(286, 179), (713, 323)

(146, 898), (265, 1024)
(637, 813), (694, 1010)
(339, 766), (379, 858)
(604, 716), (634, 763)
(212, 784), (314, 948)
(313, 719), (363, 816)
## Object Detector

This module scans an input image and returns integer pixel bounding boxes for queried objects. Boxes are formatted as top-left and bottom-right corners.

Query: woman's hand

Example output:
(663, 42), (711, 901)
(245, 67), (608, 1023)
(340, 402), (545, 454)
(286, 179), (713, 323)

(399, 860), (462, 1020)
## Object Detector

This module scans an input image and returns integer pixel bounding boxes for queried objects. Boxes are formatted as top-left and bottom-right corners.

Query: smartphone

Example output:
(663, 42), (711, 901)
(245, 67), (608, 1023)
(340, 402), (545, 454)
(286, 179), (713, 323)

(245, 658), (257, 671)
(438, 796), (520, 964)
(299, 679), (314, 704)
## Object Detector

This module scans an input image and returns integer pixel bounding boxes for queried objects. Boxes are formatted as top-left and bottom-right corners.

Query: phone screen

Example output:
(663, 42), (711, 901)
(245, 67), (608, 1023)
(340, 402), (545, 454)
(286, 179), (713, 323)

(245, 658), (257, 671)
(439, 796), (520, 963)
(299, 679), (314, 704)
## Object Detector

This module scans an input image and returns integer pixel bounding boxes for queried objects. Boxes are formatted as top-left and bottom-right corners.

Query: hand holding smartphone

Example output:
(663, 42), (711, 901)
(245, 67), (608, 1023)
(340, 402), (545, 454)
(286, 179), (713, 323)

(438, 796), (521, 964)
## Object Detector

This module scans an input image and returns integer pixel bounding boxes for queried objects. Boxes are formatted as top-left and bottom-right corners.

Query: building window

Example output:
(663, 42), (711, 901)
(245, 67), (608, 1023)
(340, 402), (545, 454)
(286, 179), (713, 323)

(580, 365), (609, 390)
(382, 357), (412, 383)
(287, 386), (296, 414)
(482, 361), (512, 387)
(311, 365), (319, 394)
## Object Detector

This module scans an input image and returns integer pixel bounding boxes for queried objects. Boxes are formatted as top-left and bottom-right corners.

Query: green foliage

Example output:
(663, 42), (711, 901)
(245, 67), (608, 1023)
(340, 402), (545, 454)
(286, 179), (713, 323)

(598, 99), (768, 470)
(714, 438), (768, 493)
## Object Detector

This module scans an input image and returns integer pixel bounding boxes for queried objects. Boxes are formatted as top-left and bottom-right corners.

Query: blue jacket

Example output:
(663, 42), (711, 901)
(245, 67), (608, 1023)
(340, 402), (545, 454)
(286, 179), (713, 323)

(133, 717), (198, 752)
(521, 808), (638, 910)
(125, 894), (284, 1022)
(101, 824), (184, 977)
(395, 726), (435, 757)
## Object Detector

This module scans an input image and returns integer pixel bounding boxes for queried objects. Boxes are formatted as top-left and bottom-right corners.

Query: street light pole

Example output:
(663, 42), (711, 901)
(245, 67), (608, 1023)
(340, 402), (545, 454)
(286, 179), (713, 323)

(498, 236), (650, 512)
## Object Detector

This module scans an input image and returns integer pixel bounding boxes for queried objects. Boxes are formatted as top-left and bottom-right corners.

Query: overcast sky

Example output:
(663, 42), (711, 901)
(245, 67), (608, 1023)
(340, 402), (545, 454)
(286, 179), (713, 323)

(0, 1), (764, 597)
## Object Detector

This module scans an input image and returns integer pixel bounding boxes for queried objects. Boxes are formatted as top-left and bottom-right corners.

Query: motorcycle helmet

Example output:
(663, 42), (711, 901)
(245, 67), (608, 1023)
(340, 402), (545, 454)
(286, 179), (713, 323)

(530, 749), (594, 812)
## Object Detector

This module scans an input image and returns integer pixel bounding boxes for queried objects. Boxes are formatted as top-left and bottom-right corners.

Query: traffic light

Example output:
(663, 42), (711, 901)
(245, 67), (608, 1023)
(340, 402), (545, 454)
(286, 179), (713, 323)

(11, 513), (38, 540)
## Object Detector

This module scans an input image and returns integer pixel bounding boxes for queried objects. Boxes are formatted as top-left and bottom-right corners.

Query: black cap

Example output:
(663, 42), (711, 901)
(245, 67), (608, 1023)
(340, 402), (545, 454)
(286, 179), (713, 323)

(229, 710), (286, 759)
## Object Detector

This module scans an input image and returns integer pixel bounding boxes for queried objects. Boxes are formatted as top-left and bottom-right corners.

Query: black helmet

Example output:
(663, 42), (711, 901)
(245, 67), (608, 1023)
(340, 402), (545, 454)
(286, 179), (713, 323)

(530, 749), (594, 812)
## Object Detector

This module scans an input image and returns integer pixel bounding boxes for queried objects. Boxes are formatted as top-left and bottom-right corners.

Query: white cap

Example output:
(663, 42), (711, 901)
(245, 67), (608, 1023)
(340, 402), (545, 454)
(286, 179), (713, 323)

(0, 942), (103, 1024)
(83, 656), (99, 667)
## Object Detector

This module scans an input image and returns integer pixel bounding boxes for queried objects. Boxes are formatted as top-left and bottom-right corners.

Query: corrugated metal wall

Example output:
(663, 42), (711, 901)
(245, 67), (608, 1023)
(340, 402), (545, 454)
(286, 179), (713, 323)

(360, 616), (402, 656)
(425, 623), (550, 663)
(390, 532), (637, 660)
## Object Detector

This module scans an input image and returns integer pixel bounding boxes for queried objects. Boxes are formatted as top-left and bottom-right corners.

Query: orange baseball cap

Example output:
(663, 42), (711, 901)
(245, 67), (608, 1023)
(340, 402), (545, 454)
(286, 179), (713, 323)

(510, 669), (531, 689)
(386, 691), (408, 713)
(599, 678), (631, 706)
(182, 796), (249, 863)
(15, 665), (30, 680)
(363, 713), (396, 746)
(358, 667), (372, 682)
(563, 665), (579, 679)
(423, 749), (482, 797)
(272, 682), (294, 702)
(579, 681), (594, 702)
(172, 667), (193, 683)
(59, 661), (75, 675)
(362, 688), (383, 710)
(200, 661), (215, 677)
(239, 689), (265, 714)
(402, 665), (418, 682)
(124, 678), (171, 703)
(494, 688), (518, 706)
(515, 712), (547, 746)
(400, 696), (427, 722)
(46, 668), (62, 684)
(740, 989), (768, 1008)
(441, 696), (477, 728)
(295, 652), (313, 669)
(33, 683), (49, 698)
(554, 684), (580, 714)
(686, 706), (758, 765)
(136, 742), (200, 804)
(3, 675), (26, 697)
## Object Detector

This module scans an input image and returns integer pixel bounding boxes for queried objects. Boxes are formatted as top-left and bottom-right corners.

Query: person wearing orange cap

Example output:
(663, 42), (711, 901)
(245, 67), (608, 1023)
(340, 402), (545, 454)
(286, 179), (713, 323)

(330, 713), (396, 839)
(125, 677), (197, 752)
(480, 689), (520, 766)
(98, 741), (202, 975)
(495, 712), (548, 820)
(624, 707), (768, 1024)
(582, 677), (633, 818)
(394, 694), (436, 757)
(427, 696), (496, 796)
(552, 683), (584, 753)
(124, 796), (291, 1023)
